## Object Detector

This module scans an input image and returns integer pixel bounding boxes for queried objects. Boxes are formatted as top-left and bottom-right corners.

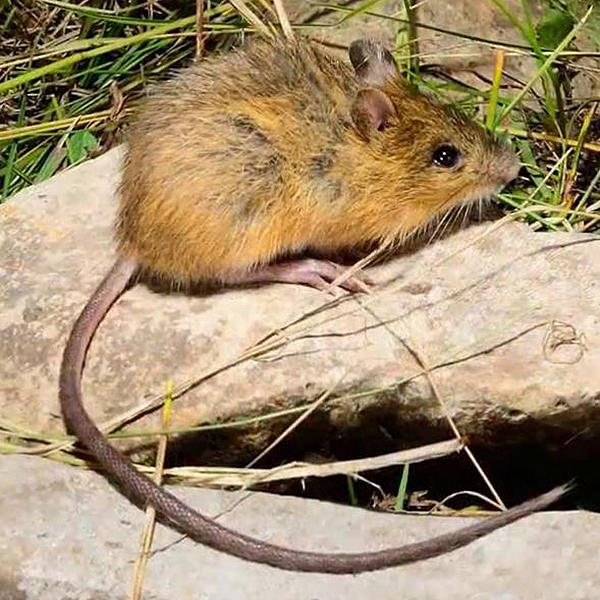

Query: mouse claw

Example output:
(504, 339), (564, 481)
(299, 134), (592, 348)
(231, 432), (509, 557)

(230, 259), (373, 294)
(288, 259), (373, 294)
(357, 281), (373, 294)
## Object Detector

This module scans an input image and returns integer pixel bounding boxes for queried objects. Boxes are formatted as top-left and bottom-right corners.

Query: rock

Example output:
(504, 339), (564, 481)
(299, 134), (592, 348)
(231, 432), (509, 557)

(0, 455), (597, 600)
(1, 146), (599, 461)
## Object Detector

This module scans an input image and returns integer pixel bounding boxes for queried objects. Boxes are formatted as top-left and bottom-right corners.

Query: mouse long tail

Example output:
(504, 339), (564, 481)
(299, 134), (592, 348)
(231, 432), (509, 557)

(59, 259), (571, 574)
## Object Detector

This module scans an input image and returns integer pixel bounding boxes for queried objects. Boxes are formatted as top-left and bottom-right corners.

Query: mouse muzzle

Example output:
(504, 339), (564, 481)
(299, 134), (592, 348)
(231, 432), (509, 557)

(486, 139), (521, 192)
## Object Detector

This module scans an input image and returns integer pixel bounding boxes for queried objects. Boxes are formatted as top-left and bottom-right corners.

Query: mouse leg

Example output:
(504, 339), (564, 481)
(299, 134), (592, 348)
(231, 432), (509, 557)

(229, 258), (372, 293)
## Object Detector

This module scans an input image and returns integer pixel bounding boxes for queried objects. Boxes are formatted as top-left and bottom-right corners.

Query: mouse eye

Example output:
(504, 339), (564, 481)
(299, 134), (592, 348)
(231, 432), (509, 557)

(432, 144), (460, 168)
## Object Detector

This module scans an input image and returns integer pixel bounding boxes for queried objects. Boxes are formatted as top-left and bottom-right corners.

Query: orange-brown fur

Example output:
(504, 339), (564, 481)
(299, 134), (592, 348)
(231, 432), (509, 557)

(117, 37), (518, 282)
(59, 36), (565, 575)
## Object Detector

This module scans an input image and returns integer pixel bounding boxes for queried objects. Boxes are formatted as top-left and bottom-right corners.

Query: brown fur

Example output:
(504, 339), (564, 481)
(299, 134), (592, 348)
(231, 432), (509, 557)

(117, 37), (518, 283)
(58, 37), (569, 575)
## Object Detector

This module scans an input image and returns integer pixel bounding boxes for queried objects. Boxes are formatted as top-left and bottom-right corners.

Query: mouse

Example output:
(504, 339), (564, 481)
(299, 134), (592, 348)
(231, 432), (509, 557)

(59, 36), (570, 574)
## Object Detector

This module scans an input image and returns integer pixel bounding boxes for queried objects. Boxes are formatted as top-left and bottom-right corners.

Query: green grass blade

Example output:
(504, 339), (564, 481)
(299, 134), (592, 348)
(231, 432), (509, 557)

(394, 463), (410, 511)
(0, 15), (196, 95)
(497, 5), (593, 123)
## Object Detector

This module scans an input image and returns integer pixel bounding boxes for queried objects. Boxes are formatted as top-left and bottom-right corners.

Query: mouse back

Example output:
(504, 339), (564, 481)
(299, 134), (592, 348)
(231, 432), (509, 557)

(116, 37), (520, 281)
(117, 37), (367, 279)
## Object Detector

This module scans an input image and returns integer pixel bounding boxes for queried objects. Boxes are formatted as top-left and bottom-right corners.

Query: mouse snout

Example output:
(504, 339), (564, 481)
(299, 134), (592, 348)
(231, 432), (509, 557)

(485, 146), (521, 190)
(497, 161), (520, 187)
(504, 153), (521, 184)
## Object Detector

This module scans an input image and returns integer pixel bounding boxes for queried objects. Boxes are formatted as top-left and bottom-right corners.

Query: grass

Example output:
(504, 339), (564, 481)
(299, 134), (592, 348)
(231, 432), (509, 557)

(329, 0), (600, 232)
(1, 0), (599, 518)
(1, 1), (598, 231)
(0, 0), (255, 198)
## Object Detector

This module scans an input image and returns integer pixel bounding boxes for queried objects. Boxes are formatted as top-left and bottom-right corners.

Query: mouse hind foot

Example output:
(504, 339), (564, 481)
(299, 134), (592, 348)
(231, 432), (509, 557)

(227, 258), (372, 294)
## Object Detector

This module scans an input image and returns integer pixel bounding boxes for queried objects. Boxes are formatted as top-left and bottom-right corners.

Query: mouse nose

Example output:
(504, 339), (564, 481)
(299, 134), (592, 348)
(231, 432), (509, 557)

(485, 155), (520, 191)
(487, 144), (520, 189)
(503, 154), (521, 184)
(493, 138), (521, 185)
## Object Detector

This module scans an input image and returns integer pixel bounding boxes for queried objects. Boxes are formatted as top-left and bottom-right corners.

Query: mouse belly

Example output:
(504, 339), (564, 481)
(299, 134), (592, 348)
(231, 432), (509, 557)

(115, 192), (326, 283)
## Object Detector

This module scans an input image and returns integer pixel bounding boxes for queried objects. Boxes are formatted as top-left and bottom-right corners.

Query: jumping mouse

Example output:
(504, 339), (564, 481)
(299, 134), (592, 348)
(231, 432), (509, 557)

(59, 37), (569, 574)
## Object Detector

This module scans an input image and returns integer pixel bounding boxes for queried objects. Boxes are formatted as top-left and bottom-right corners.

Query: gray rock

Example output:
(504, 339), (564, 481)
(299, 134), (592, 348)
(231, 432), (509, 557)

(1, 146), (599, 457)
(0, 455), (597, 600)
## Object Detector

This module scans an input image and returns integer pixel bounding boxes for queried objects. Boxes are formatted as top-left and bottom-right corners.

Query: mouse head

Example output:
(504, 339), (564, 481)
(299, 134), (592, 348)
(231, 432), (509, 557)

(348, 40), (520, 214)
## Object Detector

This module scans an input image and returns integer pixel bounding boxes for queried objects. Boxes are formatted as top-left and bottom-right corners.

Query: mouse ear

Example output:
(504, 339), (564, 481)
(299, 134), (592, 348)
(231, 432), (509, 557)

(349, 39), (399, 87)
(351, 88), (397, 140)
